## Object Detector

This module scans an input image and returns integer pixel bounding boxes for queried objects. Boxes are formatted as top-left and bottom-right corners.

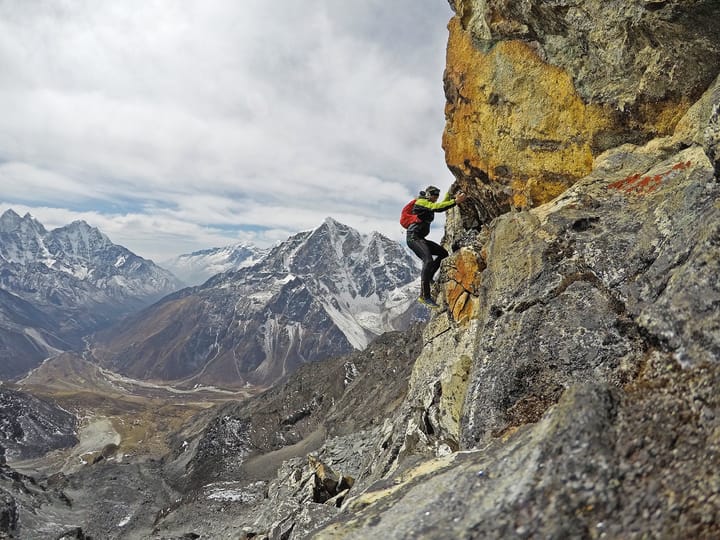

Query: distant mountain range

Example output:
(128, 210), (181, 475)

(0, 209), (183, 379)
(1, 210), (423, 386)
(161, 243), (269, 286)
(89, 217), (424, 387)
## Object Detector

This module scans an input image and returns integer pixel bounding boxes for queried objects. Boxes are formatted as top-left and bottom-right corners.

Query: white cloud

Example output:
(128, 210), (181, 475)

(0, 0), (454, 260)
(0, 162), (93, 201)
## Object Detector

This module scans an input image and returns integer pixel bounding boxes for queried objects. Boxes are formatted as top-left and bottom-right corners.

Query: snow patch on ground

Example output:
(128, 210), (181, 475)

(22, 328), (64, 355)
(318, 279), (419, 348)
(205, 481), (267, 504)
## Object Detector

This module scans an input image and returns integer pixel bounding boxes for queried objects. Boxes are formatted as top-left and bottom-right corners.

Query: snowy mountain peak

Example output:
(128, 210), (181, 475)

(296, 218), (360, 261)
(51, 220), (112, 256)
(162, 242), (269, 286)
(230, 217), (420, 345)
(0, 210), (180, 303)
(66, 219), (102, 232)
(324, 216), (355, 233)
(0, 209), (47, 235)
(319, 216), (349, 232)
(186, 243), (254, 258)
(0, 209), (22, 230)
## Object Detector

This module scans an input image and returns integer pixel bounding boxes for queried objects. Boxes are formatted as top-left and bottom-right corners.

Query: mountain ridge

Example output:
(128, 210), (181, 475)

(89, 217), (424, 387)
(0, 209), (184, 380)
(162, 242), (269, 286)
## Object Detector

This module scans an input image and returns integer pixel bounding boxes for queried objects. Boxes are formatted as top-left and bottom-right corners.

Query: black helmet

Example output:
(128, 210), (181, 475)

(425, 185), (440, 196)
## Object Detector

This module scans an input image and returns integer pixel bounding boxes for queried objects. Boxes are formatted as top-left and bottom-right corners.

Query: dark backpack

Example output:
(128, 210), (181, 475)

(400, 199), (422, 229)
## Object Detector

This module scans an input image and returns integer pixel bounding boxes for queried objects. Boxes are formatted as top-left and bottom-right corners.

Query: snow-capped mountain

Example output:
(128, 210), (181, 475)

(90, 217), (424, 387)
(162, 243), (269, 286)
(0, 209), (184, 379)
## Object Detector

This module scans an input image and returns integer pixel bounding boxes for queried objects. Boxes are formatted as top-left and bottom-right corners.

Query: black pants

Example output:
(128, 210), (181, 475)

(407, 235), (448, 298)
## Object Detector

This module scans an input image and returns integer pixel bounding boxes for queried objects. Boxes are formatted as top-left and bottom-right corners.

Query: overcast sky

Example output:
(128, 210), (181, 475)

(0, 1), (454, 262)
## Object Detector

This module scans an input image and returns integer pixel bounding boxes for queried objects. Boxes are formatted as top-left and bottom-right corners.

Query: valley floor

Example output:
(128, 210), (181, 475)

(13, 352), (259, 470)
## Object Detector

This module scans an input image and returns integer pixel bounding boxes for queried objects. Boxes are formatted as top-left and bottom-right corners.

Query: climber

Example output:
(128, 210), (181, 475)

(407, 185), (467, 308)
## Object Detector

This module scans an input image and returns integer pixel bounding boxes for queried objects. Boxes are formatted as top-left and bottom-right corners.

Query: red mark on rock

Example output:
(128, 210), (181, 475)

(608, 161), (692, 195)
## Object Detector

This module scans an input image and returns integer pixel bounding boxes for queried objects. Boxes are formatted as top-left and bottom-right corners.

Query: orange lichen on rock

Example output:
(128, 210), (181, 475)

(637, 99), (694, 138)
(443, 16), (608, 209)
(445, 248), (484, 323)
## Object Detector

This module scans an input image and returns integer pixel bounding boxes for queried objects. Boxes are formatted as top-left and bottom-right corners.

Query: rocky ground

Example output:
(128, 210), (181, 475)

(0, 324), (425, 539)
(0, 387), (78, 462)
(151, 324), (425, 539)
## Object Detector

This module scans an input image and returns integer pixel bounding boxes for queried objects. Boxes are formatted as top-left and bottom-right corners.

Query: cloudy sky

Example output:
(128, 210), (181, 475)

(0, 1), (454, 262)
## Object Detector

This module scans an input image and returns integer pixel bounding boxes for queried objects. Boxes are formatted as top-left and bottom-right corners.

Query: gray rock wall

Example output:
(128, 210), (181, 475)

(311, 56), (720, 540)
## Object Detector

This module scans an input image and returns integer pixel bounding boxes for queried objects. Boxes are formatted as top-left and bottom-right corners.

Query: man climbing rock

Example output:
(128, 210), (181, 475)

(407, 185), (466, 308)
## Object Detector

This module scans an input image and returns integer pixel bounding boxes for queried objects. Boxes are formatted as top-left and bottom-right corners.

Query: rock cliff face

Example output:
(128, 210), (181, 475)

(309, 2), (720, 537)
(443, 0), (720, 217)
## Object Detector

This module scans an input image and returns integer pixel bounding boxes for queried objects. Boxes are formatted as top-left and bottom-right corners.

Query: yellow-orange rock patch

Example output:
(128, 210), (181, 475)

(445, 248), (484, 323)
(443, 16), (607, 208)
